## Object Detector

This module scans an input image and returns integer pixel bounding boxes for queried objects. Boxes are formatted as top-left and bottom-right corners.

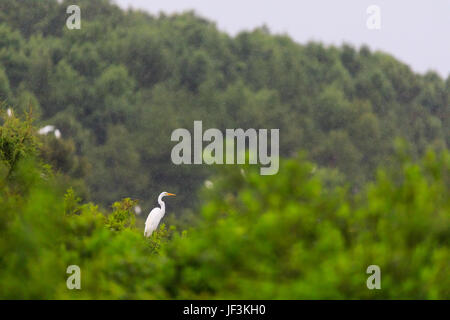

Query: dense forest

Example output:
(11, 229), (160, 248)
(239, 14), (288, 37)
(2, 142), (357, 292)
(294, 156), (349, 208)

(0, 0), (449, 299)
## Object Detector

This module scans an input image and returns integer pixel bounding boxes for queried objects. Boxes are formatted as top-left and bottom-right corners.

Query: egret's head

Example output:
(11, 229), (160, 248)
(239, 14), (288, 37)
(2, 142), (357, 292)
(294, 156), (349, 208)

(161, 192), (176, 197)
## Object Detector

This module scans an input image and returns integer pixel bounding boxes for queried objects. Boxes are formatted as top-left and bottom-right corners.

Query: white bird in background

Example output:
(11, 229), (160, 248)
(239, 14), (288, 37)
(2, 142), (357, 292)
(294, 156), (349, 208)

(6, 108), (13, 117)
(54, 129), (61, 139)
(38, 125), (62, 139)
(144, 192), (176, 237)
(204, 180), (214, 189)
(134, 205), (142, 215)
(38, 125), (55, 135)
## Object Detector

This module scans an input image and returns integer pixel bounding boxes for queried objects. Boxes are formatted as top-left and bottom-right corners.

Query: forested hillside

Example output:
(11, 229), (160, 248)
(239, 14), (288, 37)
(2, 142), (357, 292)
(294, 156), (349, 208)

(0, 0), (448, 217)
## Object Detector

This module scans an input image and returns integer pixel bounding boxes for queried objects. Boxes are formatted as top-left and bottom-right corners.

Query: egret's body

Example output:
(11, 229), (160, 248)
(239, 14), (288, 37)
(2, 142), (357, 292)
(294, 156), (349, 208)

(38, 125), (55, 135)
(144, 192), (175, 237)
(144, 207), (163, 237)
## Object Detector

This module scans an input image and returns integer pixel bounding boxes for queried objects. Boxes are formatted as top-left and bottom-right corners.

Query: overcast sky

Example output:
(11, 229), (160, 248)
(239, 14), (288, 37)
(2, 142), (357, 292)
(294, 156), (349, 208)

(114, 0), (449, 78)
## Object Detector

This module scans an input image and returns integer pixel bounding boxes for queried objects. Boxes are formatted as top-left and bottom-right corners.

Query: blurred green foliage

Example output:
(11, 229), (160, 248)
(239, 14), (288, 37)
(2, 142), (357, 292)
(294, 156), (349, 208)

(0, 110), (38, 173)
(154, 152), (449, 299)
(0, 113), (448, 299)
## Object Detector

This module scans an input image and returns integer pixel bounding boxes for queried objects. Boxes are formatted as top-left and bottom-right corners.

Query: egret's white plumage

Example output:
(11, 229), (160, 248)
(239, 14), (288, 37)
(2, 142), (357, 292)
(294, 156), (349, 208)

(38, 125), (56, 135)
(204, 180), (214, 189)
(134, 205), (142, 215)
(38, 125), (62, 139)
(144, 192), (175, 237)
(54, 129), (61, 139)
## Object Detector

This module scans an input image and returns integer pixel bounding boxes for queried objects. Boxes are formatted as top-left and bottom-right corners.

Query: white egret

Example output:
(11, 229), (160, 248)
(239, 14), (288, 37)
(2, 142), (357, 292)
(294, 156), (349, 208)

(134, 205), (142, 215)
(38, 125), (56, 135)
(38, 125), (62, 139)
(144, 192), (176, 237)
(54, 129), (61, 139)
(204, 180), (214, 189)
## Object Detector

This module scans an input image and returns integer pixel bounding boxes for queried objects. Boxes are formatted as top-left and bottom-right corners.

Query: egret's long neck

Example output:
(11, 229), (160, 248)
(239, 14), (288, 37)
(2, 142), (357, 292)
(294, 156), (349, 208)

(158, 195), (165, 212)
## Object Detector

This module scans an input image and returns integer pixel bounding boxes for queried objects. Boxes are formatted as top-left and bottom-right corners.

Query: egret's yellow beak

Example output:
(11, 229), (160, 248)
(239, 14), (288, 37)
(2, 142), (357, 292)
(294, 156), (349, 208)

(167, 193), (176, 196)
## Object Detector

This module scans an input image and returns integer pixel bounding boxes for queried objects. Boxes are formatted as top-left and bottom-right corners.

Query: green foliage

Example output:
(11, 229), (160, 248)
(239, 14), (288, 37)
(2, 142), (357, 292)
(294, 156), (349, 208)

(106, 198), (137, 232)
(0, 111), (38, 173)
(1, 116), (448, 299)
(146, 153), (449, 299)
(0, 117), (165, 298)
(64, 187), (82, 215)
(0, 67), (11, 101)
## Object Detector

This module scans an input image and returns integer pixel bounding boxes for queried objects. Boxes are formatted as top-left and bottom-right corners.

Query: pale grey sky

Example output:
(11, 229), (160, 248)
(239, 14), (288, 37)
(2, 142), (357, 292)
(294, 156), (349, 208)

(114, 0), (449, 78)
